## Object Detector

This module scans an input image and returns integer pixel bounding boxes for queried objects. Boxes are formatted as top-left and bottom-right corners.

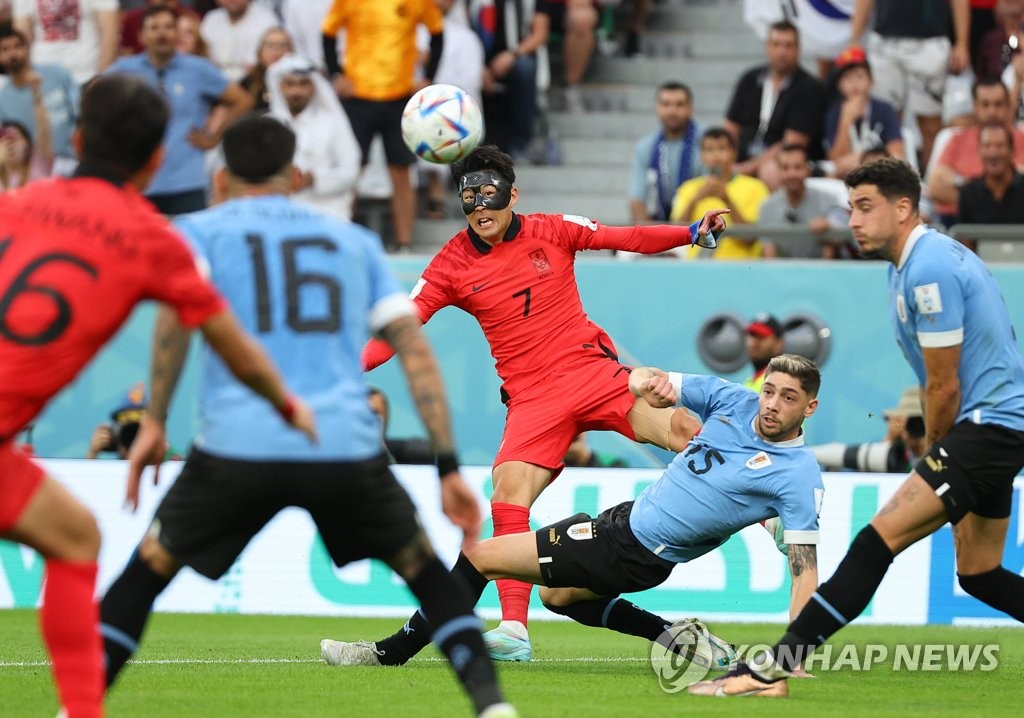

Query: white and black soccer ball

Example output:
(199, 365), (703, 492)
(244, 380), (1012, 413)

(401, 84), (483, 164)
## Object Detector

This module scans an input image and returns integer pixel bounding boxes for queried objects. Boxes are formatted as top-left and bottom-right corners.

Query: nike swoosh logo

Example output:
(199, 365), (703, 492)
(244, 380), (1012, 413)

(472, 281), (492, 292)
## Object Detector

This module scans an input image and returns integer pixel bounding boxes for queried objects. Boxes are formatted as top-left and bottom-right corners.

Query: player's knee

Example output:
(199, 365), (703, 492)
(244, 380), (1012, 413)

(386, 531), (436, 581)
(463, 539), (501, 580)
(64, 507), (100, 559)
(538, 586), (574, 609)
(137, 534), (180, 578)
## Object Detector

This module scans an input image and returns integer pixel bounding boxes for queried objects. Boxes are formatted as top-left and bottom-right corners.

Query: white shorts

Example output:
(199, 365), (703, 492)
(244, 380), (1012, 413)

(867, 32), (950, 118)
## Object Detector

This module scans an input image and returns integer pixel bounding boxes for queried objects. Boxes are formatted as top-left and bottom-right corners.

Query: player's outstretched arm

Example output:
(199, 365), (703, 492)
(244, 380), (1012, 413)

(199, 310), (318, 441)
(584, 208), (729, 254)
(787, 544), (819, 621)
(378, 314), (482, 550)
(628, 367), (676, 408)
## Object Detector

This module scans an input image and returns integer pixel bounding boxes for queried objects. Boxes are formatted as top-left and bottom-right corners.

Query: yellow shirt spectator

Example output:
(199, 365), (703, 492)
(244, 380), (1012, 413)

(670, 174), (770, 260)
(322, 0), (444, 101)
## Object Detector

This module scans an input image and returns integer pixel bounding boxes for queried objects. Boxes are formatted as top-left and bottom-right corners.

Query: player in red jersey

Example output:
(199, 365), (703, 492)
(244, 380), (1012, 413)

(0, 75), (316, 718)
(359, 145), (727, 661)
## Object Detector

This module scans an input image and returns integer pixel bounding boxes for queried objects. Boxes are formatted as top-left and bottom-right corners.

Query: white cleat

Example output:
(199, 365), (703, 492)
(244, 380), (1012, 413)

(482, 620), (532, 662)
(478, 702), (520, 718)
(320, 639), (384, 666)
(670, 618), (737, 669)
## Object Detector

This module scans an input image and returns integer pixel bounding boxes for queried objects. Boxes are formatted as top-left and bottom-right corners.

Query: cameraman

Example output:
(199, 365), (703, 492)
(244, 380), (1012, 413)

(810, 387), (926, 473)
(86, 382), (157, 460)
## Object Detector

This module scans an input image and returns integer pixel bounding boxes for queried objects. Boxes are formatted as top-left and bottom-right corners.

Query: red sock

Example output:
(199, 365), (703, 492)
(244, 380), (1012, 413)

(491, 502), (532, 627)
(40, 559), (104, 718)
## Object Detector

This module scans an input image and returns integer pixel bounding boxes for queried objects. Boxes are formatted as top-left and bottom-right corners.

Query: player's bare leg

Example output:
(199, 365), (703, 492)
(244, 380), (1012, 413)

(690, 472), (949, 697)
(627, 398), (701, 452)
(952, 513), (1024, 620)
(484, 460), (553, 660)
(5, 476), (104, 718)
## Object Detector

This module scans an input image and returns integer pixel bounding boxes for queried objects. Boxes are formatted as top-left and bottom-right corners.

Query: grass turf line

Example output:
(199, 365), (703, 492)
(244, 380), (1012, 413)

(0, 610), (1021, 717)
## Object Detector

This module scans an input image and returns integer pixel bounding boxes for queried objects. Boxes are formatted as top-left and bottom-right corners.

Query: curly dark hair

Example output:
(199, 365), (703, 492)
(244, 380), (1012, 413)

(845, 157), (920, 212)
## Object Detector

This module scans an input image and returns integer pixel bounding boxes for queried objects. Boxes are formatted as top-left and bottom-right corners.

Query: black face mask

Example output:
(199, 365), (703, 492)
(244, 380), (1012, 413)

(457, 170), (512, 215)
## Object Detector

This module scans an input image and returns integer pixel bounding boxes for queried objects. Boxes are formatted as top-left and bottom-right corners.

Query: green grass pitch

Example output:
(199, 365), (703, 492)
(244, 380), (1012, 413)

(1, 610), (1022, 717)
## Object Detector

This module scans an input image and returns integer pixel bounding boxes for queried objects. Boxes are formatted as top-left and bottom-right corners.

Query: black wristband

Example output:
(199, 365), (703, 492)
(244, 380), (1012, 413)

(436, 451), (459, 479)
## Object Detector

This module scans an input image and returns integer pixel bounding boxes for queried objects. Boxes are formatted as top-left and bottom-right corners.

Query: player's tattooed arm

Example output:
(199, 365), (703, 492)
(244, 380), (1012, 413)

(379, 315), (456, 455)
(147, 305), (193, 423)
(787, 544), (819, 620)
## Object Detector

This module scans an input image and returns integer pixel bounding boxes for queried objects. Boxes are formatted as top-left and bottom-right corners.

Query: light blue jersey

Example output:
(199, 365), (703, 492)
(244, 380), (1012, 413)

(889, 226), (1024, 431)
(176, 195), (413, 461)
(630, 374), (824, 564)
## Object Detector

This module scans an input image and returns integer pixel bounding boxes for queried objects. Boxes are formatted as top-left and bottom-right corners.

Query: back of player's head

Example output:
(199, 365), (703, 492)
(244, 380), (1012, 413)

(79, 74), (169, 180)
(765, 354), (821, 398)
(845, 157), (920, 212)
(450, 144), (516, 187)
(222, 114), (296, 183)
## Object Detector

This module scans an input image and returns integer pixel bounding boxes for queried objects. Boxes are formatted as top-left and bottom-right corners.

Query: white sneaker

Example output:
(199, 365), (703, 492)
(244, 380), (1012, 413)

(320, 639), (384, 666)
(478, 703), (519, 718)
(563, 85), (586, 113)
(482, 620), (532, 662)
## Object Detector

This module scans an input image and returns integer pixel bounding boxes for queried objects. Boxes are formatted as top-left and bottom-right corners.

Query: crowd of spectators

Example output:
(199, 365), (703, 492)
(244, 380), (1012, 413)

(0, 1), (1021, 257)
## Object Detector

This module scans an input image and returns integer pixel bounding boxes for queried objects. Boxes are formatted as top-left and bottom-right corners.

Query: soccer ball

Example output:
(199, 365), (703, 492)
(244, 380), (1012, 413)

(401, 84), (483, 164)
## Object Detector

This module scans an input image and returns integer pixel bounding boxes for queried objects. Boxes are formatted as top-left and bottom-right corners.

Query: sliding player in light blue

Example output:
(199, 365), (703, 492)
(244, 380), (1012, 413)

(322, 354), (823, 674)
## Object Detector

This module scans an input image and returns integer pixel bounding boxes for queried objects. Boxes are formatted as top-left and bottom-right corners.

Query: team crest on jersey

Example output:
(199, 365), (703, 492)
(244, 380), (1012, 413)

(529, 249), (552, 277)
(745, 451), (772, 470)
(896, 294), (907, 323)
(567, 521), (594, 541)
(913, 283), (943, 315)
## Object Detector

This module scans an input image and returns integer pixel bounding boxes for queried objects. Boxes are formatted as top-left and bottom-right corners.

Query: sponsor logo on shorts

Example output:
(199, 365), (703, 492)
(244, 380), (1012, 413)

(566, 521), (594, 541)
(548, 528), (561, 546)
(745, 451), (772, 470)
(925, 456), (947, 473)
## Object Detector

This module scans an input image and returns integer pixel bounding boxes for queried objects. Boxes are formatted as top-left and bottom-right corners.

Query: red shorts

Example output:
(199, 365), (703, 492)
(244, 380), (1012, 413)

(494, 355), (637, 476)
(0, 442), (45, 532)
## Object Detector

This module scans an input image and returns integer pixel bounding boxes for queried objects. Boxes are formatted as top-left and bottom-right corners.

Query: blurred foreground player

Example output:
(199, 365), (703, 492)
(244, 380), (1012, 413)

(361, 144), (728, 661)
(0, 76), (314, 718)
(691, 159), (1024, 698)
(322, 355), (823, 671)
(99, 115), (516, 718)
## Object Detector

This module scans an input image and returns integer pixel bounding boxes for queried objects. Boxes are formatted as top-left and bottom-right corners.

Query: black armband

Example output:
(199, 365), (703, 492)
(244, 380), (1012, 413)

(436, 451), (459, 479)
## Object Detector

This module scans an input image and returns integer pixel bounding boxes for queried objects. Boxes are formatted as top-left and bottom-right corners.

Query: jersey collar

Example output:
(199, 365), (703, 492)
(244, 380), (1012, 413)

(750, 417), (806, 447)
(895, 224), (928, 271)
(467, 213), (522, 254)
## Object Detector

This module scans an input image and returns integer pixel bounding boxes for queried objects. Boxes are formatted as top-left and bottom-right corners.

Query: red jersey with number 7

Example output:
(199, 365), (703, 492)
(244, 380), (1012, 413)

(363, 212), (696, 400)
(0, 175), (226, 443)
